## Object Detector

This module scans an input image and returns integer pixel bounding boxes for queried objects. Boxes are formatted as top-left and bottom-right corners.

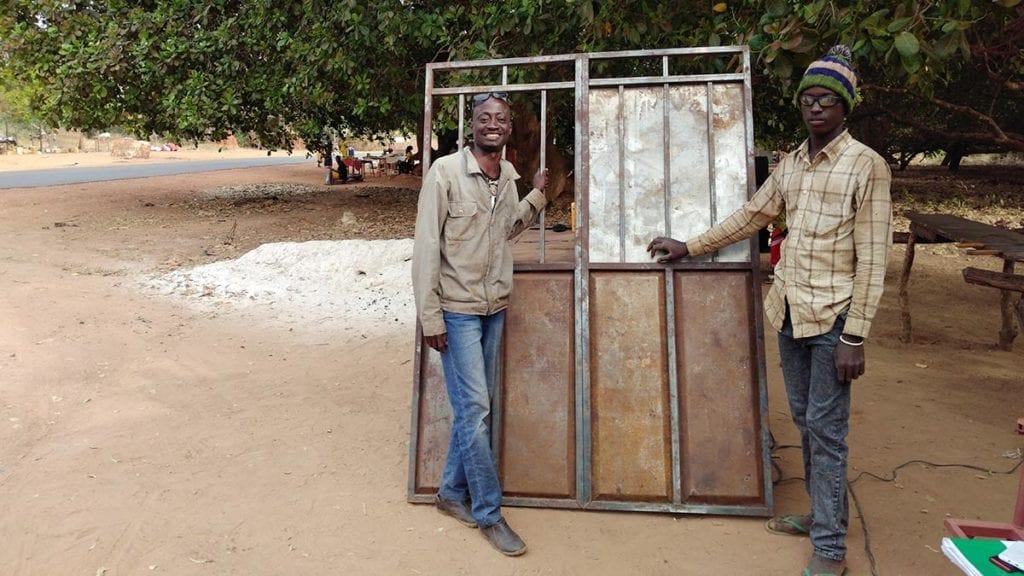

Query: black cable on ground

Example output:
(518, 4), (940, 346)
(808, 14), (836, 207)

(848, 457), (1023, 485)
(771, 449), (1024, 576)
(847, 479), (879, 576)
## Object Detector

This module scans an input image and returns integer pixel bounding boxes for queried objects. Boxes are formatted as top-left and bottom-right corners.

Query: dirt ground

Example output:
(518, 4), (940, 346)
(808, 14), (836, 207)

(0, 150), (1022, 576)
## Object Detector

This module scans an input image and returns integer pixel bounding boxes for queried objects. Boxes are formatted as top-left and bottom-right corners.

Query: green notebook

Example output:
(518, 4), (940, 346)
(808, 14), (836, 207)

(942, 537), (1015, 576)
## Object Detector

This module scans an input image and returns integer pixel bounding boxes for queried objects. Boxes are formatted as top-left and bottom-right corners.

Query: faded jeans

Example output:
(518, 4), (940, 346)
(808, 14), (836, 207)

(436, 310), (505, 528)
(778, 307), (851, 561)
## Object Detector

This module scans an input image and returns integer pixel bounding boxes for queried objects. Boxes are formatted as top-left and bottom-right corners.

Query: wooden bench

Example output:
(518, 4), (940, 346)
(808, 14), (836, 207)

(899, 212), (1024, 350)
(962, 267), (1024, 343)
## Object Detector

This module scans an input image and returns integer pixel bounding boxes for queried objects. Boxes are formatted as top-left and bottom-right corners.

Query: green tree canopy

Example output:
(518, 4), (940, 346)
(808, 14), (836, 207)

(2, 1), (1021, 158)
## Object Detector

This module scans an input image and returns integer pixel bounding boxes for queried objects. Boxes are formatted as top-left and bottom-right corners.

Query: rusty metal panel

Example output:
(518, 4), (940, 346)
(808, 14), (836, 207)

(587, 89), (624, 263)
(710, 84), (752, 263)
(410, 347), (449, 495)
(675, 271), (763, 504)
(589, 84), (749, 264)
(589, 272), (672, 502)
(666, 85), (712, 240)
(500, 273), (576, 498)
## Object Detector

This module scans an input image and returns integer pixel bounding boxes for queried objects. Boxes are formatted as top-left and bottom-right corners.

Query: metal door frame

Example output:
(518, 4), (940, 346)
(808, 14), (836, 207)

(409, 47), (773, 516)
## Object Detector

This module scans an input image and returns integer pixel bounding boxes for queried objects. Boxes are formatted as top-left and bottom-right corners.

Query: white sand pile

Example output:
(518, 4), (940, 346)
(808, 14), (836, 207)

(146, 239), (415, 334)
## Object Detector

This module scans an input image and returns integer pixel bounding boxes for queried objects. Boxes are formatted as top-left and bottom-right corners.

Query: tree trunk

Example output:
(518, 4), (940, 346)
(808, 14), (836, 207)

(508, 101), (571, 206)
(324, 140), (334, 185)
(942, 143), (965, 171)
(897, 151), (917, 171)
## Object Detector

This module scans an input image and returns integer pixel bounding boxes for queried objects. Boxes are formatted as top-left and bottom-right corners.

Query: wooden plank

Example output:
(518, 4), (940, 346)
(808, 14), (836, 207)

(512, 227), (575, 264)
(906, 212), (1024, 263)
(962, 264), (1022, 350)
(962, 267), (1024, 292)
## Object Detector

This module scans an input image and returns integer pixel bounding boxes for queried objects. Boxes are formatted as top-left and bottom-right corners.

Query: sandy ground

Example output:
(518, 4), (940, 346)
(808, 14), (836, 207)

(0, 150), (1022, 576)
(0, 147), (286, 173)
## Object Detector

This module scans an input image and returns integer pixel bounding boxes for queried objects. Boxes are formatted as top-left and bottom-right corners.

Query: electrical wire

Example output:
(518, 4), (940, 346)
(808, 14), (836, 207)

(848, 480), (878, 576)
(771, 448), (1024, 576)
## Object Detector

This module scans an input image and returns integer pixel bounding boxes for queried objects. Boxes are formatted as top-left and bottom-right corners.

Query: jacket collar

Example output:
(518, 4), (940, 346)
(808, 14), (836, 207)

(461, 146), (521, 182)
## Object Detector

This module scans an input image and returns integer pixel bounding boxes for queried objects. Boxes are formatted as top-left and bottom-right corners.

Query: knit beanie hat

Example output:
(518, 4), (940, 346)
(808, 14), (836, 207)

(795, 45), (858, 112)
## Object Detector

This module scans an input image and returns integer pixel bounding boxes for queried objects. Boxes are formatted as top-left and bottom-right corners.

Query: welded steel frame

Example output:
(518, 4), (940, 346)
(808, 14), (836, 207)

(408, 47), (773, 516)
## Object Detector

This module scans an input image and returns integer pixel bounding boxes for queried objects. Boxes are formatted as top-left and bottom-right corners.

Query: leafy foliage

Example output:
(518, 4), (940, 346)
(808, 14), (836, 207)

(0, 65), (39, 135)
(1, 1), (1021, 158)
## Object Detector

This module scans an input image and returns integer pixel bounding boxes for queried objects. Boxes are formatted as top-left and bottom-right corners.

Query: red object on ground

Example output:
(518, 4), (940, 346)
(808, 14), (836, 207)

(945, 422), (1024, 540)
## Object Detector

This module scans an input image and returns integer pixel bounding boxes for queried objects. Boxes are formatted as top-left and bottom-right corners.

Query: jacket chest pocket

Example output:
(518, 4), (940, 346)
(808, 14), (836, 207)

(445, 201), (479, 240)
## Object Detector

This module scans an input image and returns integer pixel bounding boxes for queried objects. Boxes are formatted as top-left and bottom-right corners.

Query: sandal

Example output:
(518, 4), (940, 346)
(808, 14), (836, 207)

(765, 514), (811, 536)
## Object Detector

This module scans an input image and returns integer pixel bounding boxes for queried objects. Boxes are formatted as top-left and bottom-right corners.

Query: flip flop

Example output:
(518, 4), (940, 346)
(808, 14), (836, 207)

(765, 514), (811, 536)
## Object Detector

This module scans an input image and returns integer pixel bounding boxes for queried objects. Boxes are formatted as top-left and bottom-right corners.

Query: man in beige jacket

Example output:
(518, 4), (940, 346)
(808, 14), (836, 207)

(412, 92), (548, 557)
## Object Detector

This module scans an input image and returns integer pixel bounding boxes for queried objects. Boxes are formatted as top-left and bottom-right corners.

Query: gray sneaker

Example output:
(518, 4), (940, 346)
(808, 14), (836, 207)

(435, 495), (476, 528)
(480, 518), (527, 556)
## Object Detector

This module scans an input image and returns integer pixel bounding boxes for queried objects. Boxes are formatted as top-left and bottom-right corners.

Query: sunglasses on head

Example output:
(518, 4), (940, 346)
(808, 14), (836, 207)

(472, 91), (509, 105)
(798, 93), (843, 108)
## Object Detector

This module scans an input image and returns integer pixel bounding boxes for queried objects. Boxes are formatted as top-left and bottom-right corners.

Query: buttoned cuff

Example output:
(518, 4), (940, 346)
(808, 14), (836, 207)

(843, 317), (871, 339)
(684, 235), (710, 257)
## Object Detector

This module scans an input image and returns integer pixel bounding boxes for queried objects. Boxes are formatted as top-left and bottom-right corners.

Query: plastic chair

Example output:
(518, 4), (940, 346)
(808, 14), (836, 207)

(376, 156), (399, 178)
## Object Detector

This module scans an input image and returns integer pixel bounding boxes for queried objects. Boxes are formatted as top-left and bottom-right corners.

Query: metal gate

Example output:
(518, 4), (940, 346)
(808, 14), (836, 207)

(408, 47), (772, 516)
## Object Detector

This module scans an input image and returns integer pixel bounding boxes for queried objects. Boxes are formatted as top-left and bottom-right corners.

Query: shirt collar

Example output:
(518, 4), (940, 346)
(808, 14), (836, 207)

(796, 129), (852, 164)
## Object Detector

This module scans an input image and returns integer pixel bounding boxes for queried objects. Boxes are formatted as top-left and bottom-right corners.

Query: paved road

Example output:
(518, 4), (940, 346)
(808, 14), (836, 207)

(0, 155), (310, 189)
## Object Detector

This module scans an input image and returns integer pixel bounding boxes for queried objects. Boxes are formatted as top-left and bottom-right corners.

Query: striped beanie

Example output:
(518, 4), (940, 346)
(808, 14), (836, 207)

(795, 45), (858, 112)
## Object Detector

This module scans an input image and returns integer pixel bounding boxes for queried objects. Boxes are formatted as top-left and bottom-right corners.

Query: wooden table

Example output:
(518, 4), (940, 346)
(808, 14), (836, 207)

(900, 212), (1024, 349)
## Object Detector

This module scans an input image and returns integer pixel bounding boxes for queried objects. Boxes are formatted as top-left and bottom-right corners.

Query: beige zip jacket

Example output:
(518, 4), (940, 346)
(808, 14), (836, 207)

(412, 147), (547, 337)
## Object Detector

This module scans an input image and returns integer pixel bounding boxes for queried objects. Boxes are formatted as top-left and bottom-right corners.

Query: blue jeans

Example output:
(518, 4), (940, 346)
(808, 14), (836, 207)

(437, 310), (505, 528)
(778, 308), (851, 561)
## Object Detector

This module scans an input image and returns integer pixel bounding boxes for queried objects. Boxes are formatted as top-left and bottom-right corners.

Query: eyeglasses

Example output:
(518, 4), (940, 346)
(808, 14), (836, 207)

(799, 94), (843, 108)
(472, 92), (509, 105)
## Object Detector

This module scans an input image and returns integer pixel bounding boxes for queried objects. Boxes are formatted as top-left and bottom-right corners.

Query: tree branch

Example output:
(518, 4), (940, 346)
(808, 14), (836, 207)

(865, 84), (1017, 145)
(873, 107), (1024, 153)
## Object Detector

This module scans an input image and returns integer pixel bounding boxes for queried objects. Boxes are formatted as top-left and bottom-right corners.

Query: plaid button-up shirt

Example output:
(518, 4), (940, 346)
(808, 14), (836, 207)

(687, 130), (892, 339)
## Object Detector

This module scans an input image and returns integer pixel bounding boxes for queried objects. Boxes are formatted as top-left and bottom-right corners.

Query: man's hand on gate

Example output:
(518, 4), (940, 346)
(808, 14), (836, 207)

(533, 168), (548, 194)
(647, 237), (689, 263)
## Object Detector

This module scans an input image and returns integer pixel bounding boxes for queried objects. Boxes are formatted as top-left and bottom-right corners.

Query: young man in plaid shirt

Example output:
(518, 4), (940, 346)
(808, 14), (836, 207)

(648, 45), (892, 576)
